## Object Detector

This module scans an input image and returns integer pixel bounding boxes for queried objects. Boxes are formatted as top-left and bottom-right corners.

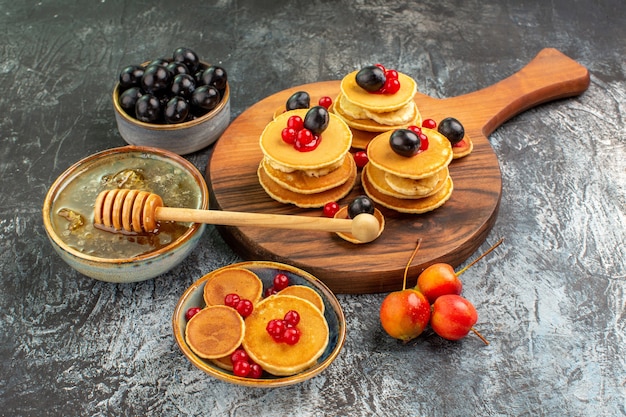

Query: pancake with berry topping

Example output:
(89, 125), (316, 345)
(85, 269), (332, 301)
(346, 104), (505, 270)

(340, 70), (417, 113)
(185, 305), (245, 360)
(332, 93), (422, 132)
(367, 128), (453, 180)
(242, 294), (329, 376)
(452, 136), (474, 159)
(203, 267), (264, 307)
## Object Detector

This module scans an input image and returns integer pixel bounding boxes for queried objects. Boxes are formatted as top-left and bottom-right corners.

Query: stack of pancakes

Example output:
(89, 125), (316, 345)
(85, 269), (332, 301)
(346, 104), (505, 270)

(332, 69), (422, 148)
(362, 128), (455, 213)
(185, 267), (330, 377)
(258, 108), (356, 208)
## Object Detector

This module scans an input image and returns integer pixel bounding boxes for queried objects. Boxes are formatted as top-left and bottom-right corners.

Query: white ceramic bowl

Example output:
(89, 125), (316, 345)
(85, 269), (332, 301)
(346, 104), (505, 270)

(112, 66), (230, 155)
(42, 145), (209, 283)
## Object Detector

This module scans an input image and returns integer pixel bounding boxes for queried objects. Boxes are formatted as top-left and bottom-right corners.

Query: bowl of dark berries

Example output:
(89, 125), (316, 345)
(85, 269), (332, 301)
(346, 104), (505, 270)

(113, 47), (230, 155)
(172, 261), (347, 388)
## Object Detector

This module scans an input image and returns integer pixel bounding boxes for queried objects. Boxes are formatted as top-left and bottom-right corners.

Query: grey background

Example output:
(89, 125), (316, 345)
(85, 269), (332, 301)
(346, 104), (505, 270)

(1, 0), (624, 416)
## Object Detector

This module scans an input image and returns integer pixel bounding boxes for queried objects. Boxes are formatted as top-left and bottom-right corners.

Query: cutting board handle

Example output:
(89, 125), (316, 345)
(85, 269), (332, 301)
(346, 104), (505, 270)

(459, 48), (590, 136)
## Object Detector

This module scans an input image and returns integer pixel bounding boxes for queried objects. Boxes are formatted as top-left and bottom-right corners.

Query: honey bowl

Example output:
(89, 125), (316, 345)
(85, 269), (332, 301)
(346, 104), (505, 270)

(42, 145), (209, 283)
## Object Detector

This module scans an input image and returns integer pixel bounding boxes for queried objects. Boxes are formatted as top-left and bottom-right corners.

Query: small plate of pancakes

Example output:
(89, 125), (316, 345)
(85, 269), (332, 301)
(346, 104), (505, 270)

(172, 261), (347, 387)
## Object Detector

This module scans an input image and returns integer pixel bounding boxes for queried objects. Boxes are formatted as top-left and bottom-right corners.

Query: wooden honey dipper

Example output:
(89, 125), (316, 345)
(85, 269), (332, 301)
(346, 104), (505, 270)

(93, 189), (382, 243)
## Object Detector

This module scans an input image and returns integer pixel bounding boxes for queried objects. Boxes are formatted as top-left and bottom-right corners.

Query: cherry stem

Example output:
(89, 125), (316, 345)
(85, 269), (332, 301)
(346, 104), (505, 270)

(403, 238), (422, 290)
(471, 327), (490, 345)
(456, 237), (504, 277)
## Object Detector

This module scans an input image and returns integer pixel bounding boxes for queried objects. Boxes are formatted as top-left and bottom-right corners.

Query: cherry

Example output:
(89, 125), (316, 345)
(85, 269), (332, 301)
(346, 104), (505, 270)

(422, 118), (437, 129)
(430, 294), (488, 344)
(233, 360), (251, 377)
(318, 96), (333, 109)
(323, 201), (340, 218)
(284, 310), (300, 326)
(416, 263), (463, 304)
(353, 151), (369, 168)
(273, 273), (290, 291)
(236, 299), (254, 317)
(185, 307), (201, 321)
(224, 293), (241, 308)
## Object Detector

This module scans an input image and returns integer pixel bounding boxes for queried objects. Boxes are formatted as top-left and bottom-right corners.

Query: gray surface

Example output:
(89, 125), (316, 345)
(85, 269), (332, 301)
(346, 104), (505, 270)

(1, 1), (624, 416)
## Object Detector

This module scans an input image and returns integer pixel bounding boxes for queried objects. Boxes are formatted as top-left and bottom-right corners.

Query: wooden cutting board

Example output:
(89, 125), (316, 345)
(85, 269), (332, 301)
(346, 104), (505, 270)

(206, 48), (589, 294)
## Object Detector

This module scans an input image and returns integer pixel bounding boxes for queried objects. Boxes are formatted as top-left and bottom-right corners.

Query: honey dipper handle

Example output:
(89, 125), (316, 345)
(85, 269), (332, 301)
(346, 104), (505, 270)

(156, 206), (355, 234)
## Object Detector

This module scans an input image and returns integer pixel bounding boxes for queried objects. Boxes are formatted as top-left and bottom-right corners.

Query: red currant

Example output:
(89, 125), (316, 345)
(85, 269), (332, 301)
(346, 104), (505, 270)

(248, 363), (263, 379)
(453, 139), (466, 148)
(233, 360), (251, 377)
(353, 151), (369, 168)
(318, 96), (332, 109)
(264, 286), (278, 297)
(266, 319), (287, 339)
(185, 307), (201, 321)
(287, 115), (304, 131)
(382, 78), (400, 94)
(419, 135), (429, 151)
(236, 299), (254, 317)
(281, 127), (297, 144)
(375, 63), (386, 72)
(283, 327), (301, 345)
(323, 201), (340, 218)
(385, 69), (399, 80)
(296, 128), (314, 145)
(273, 273), (290, 291)
(284, 310), (300, 326)
(230, 348), (249, 364)
(422, 118), (437, 129)
(224, 293), (240, 308)
(408, 125), (422, 135)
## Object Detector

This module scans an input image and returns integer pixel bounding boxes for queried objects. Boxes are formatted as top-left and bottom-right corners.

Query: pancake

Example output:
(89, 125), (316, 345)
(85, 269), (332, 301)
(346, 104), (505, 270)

(452, 136), (474, 159)
(277, 285), (325, 313)
(258, 160), (357, 208)
(185, 305), (245, 360)
(332, 96), (422, 133)
(259, 109), (352, 171)
(340, 70), (417, 112)
(367, 128), (453, 180)
(262, 154), (355, 194)
(210, 354), (234, 371)
(362, 167), (454, 214)
(242, 295), (329, 376)
(335, 93), (420, 127)
(383, 167), (449, 198)
(203, 268), (264, 307)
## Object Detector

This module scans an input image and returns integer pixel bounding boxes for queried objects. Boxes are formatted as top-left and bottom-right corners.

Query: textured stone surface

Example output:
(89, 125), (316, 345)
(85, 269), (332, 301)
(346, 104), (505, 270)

(0, 0), (624, 416)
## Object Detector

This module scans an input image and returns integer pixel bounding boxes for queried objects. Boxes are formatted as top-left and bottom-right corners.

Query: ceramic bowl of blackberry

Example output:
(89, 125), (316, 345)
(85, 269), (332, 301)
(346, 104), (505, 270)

(172, 261), (347, 388)
(42, 145), (209, 283)
(113, 47), (231, 155)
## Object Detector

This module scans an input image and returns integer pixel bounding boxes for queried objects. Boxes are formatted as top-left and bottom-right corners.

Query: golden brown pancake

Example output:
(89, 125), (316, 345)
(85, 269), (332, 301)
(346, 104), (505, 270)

(367, 128), (453, 180)
(185, 305), (245, 360)
(203, 268), (263, 307)
(262, 154), (355, 194)
(383, 167), (449, 198)
(452, 136), (474, 159)
(362, 167), (454, 213)
(340, 70), (417, 112)
(257, 160), (357, 208)
(259, 109), (352, 171)
(242, 295), (329, 376)
(277, 285), (325, 313)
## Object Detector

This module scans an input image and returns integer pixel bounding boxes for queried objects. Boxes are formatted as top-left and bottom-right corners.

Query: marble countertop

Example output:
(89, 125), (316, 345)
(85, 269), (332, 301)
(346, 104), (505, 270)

(1, 1), (624, 416)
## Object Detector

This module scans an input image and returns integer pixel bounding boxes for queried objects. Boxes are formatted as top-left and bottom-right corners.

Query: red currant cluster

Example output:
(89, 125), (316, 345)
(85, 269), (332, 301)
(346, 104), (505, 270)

(230, 348), (264, 378)
(407, 123), (431, 153)
(224, 293), (254, 317)
(281, 115), (322, 152)
(266, 310), (301, 345)
(374, 64), (401, 94)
